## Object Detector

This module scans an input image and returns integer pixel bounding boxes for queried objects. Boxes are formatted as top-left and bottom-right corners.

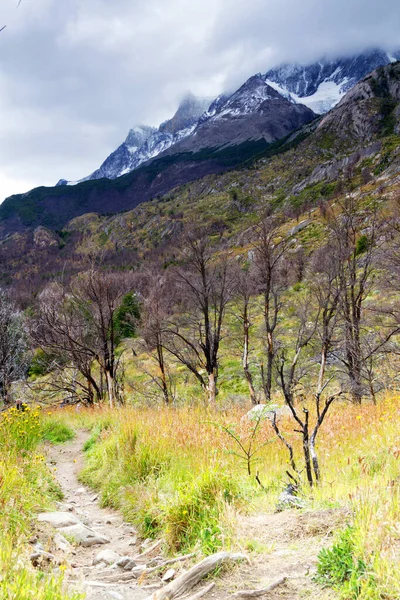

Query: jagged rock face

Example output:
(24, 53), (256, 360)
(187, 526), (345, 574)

(168, 76), (316, 152)
(159, 93), (212, 135)
(317, 61), (400, 144)
(33, 226), (59, 249)
(265, 48), (400, 114)
(58, 95), (212, 186)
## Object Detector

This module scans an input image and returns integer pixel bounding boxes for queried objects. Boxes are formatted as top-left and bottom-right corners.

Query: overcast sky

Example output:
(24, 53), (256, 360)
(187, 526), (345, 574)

(0, 0), (399, 201)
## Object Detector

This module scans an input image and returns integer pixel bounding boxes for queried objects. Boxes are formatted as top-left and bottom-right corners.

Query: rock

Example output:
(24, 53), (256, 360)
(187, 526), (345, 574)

(162, 568), (176, 582)
(90, 494), (98, 502)
(116, 556), (135, 568)
(93, 549), (121, 566)
(56, 502), (74, 512)
(33, 226), (59, 249)
(59, 523), (110, 547)
(108, 592), (124, 600)
(30, 550), (56, 566)
(33, 542), (45, 552)
(123, 558), (138, 571)
(276, 484), (305, 512)
(75, 487), (86, 495)
(54, 533), (73, 552)
(37, 512), (81, 528)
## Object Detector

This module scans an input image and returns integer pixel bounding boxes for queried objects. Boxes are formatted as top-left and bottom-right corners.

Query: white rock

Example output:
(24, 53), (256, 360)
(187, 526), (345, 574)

(59, 523), (110, 547)
(93, 549), (121, 566)
(56, 502), (74, 512)
(37, 512), (81, 528)
(162, 568), (176, 582)
(54, 533), (73, 552)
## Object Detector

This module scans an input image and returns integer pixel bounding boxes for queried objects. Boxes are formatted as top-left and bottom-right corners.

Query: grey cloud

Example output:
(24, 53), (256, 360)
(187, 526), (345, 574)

(0, 0), (399, 200)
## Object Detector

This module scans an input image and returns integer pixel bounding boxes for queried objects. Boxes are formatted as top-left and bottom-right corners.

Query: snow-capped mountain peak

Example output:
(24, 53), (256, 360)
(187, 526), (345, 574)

(265, 48), (400, 114)
(57, 47), (400, 186)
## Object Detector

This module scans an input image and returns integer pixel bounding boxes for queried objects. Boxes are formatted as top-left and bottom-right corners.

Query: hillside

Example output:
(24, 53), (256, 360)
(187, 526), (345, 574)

(1, 62), (400, 303)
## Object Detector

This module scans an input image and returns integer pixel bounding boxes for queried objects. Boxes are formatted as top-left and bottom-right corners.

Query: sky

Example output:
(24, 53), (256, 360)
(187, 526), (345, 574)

(0, 0), (399, 201)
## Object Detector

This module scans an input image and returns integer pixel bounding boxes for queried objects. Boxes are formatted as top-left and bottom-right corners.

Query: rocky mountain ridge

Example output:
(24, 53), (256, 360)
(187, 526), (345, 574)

(57, 48), (400, 187)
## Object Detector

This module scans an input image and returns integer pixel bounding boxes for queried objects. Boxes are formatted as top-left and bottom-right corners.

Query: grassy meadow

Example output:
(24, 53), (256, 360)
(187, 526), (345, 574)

(38, 393), (400, 599)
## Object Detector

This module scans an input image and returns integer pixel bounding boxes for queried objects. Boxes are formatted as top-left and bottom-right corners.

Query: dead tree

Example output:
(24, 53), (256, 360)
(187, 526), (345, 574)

(327, 198), (378, 403)
(232, 263), (258, 405)
(273, 293), (341, 486)
(164, 229), (236, 404)
(32, 270), (134, 407)
(70, 269), (134, 407)
(0, 289), (27, 404)
(31, 282), (103, 405)
(135, 269), (175, 405)
(252, 216), (290, 402)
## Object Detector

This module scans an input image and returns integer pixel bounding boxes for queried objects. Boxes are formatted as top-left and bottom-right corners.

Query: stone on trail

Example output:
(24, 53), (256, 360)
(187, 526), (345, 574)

(59, 523), (110, 547)
(93, 549), (121, 565)
(56, 502), (74, 512)
(162, 568), (176, 582)
(116, 556), (135, 569)
(54, 532), (73, 552)
(37, 511), (81, 528)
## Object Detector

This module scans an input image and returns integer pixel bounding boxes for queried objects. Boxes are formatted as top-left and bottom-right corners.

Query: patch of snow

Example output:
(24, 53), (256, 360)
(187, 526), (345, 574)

(265, 79), (295, 102)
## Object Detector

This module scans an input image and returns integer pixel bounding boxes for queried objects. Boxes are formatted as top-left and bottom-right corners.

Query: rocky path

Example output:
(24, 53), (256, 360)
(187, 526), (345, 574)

(43, 430), (160, 600)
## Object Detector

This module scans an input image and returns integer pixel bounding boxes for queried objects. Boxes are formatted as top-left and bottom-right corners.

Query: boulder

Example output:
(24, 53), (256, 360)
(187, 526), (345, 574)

(37, 512), (81, 528)
(59, 523), (110, 547)
(93, 549), (120, 565)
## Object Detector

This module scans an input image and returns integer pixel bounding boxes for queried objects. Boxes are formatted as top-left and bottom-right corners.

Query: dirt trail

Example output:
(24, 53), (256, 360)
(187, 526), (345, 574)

(46, 432), (342, 600)
(46, 430), (151, 600)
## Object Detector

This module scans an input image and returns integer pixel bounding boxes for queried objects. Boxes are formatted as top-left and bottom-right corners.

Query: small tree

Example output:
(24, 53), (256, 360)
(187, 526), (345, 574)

(272, 291), (342, 487)
(232, 262), (259, 405)
(0, 289), (27, 403)
(136, 269), (175, 405)
(252, 216), (290, 401)
(164, 228), (236, 403)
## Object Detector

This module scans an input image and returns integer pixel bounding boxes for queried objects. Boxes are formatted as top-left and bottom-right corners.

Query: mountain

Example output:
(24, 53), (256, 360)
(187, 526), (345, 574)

(58, 94), (212, 186)
(2, 61), (400, 297)
(265, 47), (400, 114)
(58, 48), (399, 188)
(161, 74), (315, 153)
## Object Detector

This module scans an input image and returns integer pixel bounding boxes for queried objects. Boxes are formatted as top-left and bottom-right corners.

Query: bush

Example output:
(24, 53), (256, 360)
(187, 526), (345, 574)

(316, 526), (375, 598)
(41, 420), (75, 444)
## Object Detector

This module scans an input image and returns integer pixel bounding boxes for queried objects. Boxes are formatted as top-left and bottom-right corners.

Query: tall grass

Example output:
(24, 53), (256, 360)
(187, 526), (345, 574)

(53, 394), (400, 595)
(0, 406), (82, 600)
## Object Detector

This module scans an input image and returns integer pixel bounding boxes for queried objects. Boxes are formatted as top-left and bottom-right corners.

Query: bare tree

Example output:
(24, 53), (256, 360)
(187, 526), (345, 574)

(272, 292), (342, 487)
(252, 216), (290, 401)
(164, 229), (236, 403)
(70, 269), (134, 407)
(32, 269), (135, 407)
(136, 269), (175, 405)
(232, 262), (259, 405)
(326, 198), (381, 402)
(31, 282), (103, 405)
(0, 289), (27, 404)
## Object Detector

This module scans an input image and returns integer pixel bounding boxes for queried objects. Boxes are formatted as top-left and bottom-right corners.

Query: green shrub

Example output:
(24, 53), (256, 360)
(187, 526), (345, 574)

(41, 420), (75, 444)
(316, 526), (375, 598)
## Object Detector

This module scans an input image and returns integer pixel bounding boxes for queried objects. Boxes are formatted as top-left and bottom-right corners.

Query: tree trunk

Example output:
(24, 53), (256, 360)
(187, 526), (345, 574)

(309, 431), (320, 483)
(302, 410), (314, 487)
(265, 332), (274, 402)
(208, 371), (217, 404)
(242, 319), (257, 405)
(105, 369), (115, 408)
(157, 343), (171, 405)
